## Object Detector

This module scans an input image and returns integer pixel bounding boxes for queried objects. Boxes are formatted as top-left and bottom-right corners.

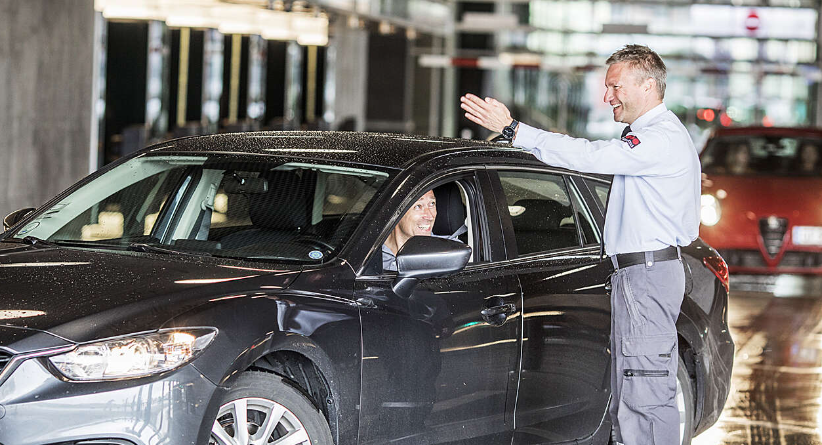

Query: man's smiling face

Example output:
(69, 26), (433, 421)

(396, 190), (437, 239)
(603, 62), (648, 125)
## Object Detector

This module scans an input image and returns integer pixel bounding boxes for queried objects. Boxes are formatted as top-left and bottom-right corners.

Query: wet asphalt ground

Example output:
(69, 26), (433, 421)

(693, 276), (822, 445)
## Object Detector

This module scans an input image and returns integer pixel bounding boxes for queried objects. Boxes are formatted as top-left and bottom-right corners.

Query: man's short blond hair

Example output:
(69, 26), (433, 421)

(606, 44), (667, 100)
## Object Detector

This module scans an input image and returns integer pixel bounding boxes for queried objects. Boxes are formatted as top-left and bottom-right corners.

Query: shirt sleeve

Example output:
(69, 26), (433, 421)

(513, 122), (683, 177)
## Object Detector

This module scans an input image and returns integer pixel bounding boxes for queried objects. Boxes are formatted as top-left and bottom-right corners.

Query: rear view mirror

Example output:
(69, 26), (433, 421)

(392, 236), (472, 298)
(223, 176), (268, 194)
(3, 207), (35, 231)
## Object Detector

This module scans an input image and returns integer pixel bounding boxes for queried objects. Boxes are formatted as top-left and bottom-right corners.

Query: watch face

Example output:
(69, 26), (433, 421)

(502, 127), (514, 139)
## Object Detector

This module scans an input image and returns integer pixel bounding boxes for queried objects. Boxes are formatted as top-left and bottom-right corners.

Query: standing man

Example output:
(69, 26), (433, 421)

(460, 44), (700, 445)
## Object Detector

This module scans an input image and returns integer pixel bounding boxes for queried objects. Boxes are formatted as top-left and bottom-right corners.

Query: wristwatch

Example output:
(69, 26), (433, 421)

(501, 119), (519, 140)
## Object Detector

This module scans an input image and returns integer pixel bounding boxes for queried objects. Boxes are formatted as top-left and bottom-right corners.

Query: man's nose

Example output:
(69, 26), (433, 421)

(603, 90), (612, 103)
(423, 208), (435, 219)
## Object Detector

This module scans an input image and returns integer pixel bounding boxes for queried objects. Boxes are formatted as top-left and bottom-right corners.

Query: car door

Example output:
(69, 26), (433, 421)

(355, 170), (522, 444)
(487, 168), (614, 444)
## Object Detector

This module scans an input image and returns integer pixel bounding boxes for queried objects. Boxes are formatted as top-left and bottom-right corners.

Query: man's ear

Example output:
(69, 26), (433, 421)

(644, 77), (655, 94)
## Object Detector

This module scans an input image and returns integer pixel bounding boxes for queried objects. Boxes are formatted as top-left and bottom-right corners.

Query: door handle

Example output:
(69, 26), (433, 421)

(481, 302), (516, 325)
(481, 303), (516, 318)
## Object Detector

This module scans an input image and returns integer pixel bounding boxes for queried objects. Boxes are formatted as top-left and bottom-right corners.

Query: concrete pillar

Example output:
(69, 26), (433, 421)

(325, 18), (368, 131)
(815, 10), (822, 126)
(442, 2), (458, 137)
(366, 32), (413, 133)
(0, 0), (96, 216)
(285, 41), (303, 129)
(202, 29), (224, 133)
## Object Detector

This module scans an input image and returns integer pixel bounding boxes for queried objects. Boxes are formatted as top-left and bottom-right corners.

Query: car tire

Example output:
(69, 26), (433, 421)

(677, 356), (695, 445)
(210, 371), (334, 445)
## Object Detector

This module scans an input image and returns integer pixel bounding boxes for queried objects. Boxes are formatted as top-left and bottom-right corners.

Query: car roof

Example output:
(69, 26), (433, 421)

(143, 131), (511, 169)
(710, 126), (822, 139)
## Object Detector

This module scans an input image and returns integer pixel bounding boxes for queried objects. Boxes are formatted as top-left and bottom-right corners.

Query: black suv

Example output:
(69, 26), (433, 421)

(0, 132), (733, 445)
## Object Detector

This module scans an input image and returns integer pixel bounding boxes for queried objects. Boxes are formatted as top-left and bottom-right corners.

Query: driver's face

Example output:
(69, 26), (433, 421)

(396, 190), (437, 238)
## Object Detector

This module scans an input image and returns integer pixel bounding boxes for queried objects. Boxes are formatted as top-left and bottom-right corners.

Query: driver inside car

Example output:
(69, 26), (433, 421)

(382, 188), (467, 272)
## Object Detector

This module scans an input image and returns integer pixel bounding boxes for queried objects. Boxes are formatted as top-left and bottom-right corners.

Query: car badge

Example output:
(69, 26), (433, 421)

(308, 250), (324, 260)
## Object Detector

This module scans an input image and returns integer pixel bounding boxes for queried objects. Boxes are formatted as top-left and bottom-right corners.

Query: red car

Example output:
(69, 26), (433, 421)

(699, 127), (822, 274)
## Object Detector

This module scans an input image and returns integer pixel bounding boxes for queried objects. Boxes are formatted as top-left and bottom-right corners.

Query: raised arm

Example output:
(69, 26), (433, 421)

(459, 93), (514, 134)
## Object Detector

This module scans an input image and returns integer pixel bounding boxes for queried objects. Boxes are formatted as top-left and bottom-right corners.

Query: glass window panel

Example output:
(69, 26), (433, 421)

(498, 171), (581, 256)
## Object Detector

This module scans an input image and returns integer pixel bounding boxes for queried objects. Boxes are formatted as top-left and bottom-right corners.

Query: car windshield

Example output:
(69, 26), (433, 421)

(9, 154), (391, 263)
(701, 135), (822, 177)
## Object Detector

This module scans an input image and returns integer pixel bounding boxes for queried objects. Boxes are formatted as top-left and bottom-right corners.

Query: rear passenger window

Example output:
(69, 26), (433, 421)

(497, 171), (581, 256)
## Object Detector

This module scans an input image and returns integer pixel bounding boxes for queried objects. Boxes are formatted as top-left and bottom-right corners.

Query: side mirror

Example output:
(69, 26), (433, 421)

(392, 236), (472, 298)
(3, 207), (35, 231)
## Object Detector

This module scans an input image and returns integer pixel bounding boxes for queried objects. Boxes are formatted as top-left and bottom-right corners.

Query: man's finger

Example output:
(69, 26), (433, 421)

(459, 100), (486, 118)
(464, 112), (485, 127)
(463, 94), (492, 111)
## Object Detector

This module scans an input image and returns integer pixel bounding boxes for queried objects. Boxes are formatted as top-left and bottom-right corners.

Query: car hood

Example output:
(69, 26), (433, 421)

(703, 174), (822, 224)
(0, 242), (301, 349)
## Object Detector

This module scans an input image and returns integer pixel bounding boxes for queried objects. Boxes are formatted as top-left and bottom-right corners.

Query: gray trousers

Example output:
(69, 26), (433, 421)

(609, 252), (684, 445)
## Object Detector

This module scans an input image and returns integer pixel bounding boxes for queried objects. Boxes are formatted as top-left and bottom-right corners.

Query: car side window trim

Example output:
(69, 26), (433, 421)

(565, 176), (602, 246)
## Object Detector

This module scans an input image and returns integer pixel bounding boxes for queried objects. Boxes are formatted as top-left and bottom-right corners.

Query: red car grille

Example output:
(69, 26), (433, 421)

(779, 251), (822, 268)
(720, 249), (766, 268)
(721, 249), (822, 270)
(759, 217), (789, 258)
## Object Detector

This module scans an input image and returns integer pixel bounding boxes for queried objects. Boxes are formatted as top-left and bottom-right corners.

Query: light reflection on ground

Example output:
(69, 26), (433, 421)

(692, 286), (822, 445)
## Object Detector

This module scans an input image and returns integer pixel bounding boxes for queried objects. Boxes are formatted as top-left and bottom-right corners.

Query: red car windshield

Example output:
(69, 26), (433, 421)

(701, 135), (822, 176)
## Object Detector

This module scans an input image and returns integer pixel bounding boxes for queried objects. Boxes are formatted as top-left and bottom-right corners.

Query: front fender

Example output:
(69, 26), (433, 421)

(164, 291), (362, 445)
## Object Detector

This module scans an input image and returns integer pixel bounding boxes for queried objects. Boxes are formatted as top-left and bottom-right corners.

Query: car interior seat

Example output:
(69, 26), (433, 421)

(433, 182), (468, 243)
(510, 199), (578, 255)
(219, 170), (314, 250)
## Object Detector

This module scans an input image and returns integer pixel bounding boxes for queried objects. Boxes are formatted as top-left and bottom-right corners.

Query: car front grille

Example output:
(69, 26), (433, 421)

(719, 249), (767, 268)
(759, 217), (789, 258)
(779, 251), (822, 268)
(721, 249), (822, 270)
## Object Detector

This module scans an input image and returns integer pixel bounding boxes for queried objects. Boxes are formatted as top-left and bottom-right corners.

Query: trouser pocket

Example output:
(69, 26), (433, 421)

(620, 272), (645, 329)
(621, 333), (677, 409)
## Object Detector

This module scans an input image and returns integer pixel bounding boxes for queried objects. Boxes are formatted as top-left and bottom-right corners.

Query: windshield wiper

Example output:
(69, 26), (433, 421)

(127, 243), (208, 256)
(21, 236), (58, 247)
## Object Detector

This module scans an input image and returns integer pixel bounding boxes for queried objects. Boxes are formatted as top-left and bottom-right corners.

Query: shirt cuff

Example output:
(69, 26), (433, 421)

(512, 122), (542, 149)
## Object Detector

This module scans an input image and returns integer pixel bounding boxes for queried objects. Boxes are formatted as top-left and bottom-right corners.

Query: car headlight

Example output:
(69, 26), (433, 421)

(700, 194), (721, 226)
(49, 328), (216, 381)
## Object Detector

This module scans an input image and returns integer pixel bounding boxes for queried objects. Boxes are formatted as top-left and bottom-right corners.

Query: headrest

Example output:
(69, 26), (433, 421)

(248, 170), (313, 230)
(433, 183), (466, 237)
(510, 199), (572, 231)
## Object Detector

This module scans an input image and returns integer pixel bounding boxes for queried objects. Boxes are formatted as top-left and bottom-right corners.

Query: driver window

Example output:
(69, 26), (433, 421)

(379, 180), (474, 274)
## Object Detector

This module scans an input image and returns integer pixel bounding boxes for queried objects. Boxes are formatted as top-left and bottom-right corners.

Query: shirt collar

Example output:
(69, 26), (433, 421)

(630, 103), (667, 131)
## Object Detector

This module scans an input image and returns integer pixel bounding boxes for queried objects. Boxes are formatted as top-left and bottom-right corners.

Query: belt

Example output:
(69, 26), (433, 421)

(610, 246), (679, 269)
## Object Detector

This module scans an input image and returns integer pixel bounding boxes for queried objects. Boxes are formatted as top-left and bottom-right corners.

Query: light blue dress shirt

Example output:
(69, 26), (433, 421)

(513, 103), (701, 256)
